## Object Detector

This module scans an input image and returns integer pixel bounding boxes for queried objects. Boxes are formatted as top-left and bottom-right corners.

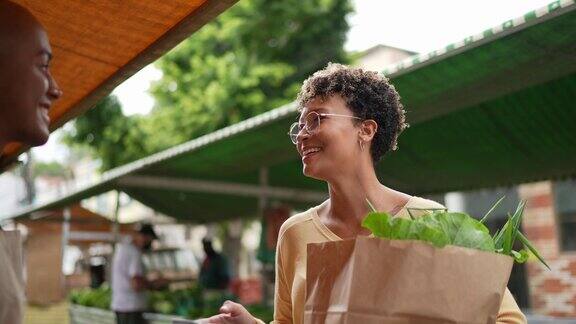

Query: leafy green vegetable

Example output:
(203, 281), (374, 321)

(69, 283), (250, 319)
(69, 285), (111, 310)
(420, 212), (494, 252)
(362, 212), (450, 248)
(362, 198), (548, 269)
(510, 249), (529, 263)
(517, 232), (550, 270)
(480, 195), (506, 224)
(363, 211), (492, 251)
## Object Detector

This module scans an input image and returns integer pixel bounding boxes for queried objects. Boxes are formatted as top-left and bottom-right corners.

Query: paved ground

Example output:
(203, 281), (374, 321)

(24, 302), (69, 324)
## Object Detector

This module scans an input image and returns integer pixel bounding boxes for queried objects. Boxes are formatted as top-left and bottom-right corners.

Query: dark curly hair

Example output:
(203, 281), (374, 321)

(297, 63), (408, 163)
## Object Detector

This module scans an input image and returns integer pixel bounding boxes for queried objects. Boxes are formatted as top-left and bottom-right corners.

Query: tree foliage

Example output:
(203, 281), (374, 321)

(65, 0), (352, 170)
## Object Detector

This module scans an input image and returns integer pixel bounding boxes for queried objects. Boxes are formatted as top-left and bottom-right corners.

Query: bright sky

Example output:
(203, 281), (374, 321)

(33, 0), (553, 163)
(346, 0), (553, 53)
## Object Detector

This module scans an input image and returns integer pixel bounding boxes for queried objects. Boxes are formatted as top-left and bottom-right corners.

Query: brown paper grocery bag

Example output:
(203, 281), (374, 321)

(305, 237), (513, 324)
(0, 230), (25, 324)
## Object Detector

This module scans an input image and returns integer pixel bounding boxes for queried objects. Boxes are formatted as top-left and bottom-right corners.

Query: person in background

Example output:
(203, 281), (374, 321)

(111, 224), (167, 324)
(198, 237), (231, 291)
(0, 2), (62, 323)
(90, 263), (106, 289)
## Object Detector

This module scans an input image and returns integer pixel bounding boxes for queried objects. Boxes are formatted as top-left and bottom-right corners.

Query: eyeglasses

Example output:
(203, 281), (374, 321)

(288, 111), (362, 144)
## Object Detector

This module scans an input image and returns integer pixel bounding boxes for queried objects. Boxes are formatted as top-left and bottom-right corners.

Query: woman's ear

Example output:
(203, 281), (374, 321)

(359, 119), (378, 142)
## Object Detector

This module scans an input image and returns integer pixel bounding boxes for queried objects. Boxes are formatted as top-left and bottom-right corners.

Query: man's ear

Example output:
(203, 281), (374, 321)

(359, 119), (378, 142)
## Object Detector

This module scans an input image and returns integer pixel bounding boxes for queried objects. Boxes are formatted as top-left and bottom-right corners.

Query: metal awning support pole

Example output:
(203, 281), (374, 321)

(61, 206), (71, 293)
(108, 191), (122, 283)
(259, 167), (269, 217)
(259, 167), (275, 306)
(112, 190), (121, 245)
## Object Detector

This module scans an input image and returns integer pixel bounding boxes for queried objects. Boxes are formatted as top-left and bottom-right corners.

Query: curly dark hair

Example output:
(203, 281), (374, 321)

(297, 63), (408, 163)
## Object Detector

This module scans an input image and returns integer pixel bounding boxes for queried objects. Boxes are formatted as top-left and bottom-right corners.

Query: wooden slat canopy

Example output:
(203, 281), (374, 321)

(0, 0), (238, 170)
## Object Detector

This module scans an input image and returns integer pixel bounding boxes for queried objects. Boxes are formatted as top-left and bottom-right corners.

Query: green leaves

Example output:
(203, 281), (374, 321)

(62, 95), (149, 170)
(362, 211), (491, 250)
(480, 195), (506, 224)
(489, 199), (549, 269)
(65, 0), (353, 171)
(147, 0), (352, 157)
(362, 199), (549, 269)
(419, 212), (494, 252)
(510, 249), (529, 263)
(362, 212), (393, 237)
(517, 232), (550, 270)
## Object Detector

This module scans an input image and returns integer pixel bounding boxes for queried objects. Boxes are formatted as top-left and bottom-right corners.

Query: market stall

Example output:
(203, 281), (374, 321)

(16, 204), (134, 304)
(1, 1), (575, 322)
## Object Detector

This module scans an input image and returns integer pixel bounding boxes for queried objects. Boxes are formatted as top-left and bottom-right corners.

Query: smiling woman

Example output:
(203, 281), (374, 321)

(206, 63), (527, 324)
(292, 63), (408, 185)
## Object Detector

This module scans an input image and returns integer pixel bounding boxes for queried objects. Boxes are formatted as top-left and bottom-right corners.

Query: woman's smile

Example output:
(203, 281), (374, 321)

(301, 146), (322, 161)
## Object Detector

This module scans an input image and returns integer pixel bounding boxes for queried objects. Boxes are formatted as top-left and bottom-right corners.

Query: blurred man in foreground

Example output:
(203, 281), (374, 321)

(0, 2), (62, 323)
(0, 1), (62, 150)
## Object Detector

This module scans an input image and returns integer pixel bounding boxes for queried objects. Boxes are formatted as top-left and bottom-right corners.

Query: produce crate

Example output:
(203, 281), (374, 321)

(69, 305), (188, 324)
(69, 305), (115, 324)
(144, 312), (188, 324)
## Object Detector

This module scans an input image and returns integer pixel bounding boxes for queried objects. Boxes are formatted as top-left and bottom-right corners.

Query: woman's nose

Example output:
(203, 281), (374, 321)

(296, 127), (310, 143)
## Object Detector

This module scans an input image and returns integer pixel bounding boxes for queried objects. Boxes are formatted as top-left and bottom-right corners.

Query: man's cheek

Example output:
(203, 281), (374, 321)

(35, 68), (50, 94)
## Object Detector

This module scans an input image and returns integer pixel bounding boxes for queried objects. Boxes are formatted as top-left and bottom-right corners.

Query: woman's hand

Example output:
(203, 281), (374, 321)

(205, 300), (256, 324)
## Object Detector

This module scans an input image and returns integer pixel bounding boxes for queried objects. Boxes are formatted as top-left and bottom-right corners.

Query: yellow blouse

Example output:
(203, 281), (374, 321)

(259, 196), (526, 324)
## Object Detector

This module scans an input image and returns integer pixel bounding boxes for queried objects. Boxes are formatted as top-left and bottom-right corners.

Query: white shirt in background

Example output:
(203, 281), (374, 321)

(111, 237), (147, 312)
